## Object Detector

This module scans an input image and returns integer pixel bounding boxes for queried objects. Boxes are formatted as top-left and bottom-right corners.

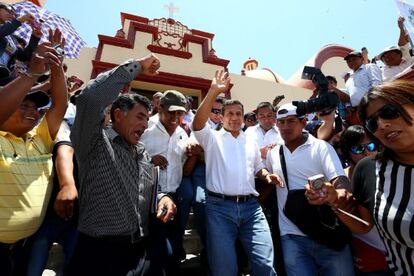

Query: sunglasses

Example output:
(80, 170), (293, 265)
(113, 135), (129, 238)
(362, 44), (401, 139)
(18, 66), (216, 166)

(211, 108), (222, 115)
(350, 142), (377, 155)
(365, 104), (402, 133)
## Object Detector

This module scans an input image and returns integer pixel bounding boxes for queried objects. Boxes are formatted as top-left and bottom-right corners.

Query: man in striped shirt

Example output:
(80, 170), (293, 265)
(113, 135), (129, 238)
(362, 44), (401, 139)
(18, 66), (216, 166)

(68, 54), (176, 276)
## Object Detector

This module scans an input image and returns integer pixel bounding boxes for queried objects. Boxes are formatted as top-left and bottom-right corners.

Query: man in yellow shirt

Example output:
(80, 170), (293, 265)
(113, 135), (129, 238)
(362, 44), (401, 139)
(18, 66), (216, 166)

(0, 30), (67, 276)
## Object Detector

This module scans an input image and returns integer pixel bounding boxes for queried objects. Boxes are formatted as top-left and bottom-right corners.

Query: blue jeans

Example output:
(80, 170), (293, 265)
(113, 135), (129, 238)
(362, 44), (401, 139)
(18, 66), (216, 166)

(206, 196), (276, 276)
(27, 214), (78, 276)
(176, 163), (207, 247)
(281, 234), (355, 276)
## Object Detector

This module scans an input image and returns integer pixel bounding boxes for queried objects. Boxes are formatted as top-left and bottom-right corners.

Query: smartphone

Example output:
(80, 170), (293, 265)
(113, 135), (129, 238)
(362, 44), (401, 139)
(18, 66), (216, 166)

(53, 44), (65, 57)
(308, 174), (326, 196)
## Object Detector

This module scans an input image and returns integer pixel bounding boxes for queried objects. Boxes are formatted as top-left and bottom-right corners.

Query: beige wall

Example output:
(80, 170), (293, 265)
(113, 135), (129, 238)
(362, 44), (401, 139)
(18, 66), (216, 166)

(103, 21), (223, 79)
(320, 56), (350, 88)
(64, 47), (96, 83)
(230, 74), (311, 112)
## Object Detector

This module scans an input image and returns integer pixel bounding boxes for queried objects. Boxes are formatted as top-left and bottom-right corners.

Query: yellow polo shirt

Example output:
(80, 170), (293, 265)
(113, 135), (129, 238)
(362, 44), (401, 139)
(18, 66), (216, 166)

(0, 118), (54, 243)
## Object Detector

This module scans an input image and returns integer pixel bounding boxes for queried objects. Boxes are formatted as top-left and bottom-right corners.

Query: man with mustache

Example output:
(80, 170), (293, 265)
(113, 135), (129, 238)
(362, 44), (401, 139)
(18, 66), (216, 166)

(68, 54), (176, 276)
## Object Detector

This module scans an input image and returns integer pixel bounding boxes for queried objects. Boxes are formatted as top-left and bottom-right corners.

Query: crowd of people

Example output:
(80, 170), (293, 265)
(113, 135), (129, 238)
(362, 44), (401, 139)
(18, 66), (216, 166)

(0, 2), (413, 276)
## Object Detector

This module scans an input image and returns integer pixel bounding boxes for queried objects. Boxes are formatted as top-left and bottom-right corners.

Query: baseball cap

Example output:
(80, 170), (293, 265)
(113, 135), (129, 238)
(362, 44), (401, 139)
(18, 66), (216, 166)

(153, 91), (163, 98)
(277, 103), (303, 119)
(160, 90), (187, 112)
(344, 51), (363, 61)
(25, 90), (50, 108)
(377, 45), (402, 61)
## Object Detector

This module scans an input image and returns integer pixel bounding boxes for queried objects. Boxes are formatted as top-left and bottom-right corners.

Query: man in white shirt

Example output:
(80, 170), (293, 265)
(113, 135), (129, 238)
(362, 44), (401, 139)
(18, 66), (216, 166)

(344, 51), (382, 107)
(140, 90), (189, 274)
(379, 17), (414, 81)
(266, 103), (354, 276)
(207, 96), (224, 130)
(192, 70), (279, 276)
(245, 102), (283, 161)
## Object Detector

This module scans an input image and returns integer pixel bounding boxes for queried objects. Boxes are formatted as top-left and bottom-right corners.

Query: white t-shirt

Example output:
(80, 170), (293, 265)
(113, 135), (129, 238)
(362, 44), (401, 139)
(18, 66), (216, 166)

(141, 120), (188, 193)
(266, 133), (345, 236)
(192, 124), (264, 196)
(382, 43), (414, 81)
(245, 124), (283, 148)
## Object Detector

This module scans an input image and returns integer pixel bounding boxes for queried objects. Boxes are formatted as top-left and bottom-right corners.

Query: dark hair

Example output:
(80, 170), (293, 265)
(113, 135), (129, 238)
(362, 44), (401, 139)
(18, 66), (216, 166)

(223, 99), (244, 114)
(361, 47), (367, 52)
(110, 93), (152, 122)
(358, 80), (414, 160)
(215, 96), (225, 105)
(339, 125), (366, 164)
(244, 112), (256, 121)
(256, 102), (274, 112)
(326, 75), (337, 84)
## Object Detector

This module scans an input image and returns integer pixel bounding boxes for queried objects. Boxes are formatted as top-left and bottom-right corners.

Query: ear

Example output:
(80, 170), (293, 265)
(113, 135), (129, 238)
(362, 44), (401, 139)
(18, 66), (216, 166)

(113, 108), (124, 124)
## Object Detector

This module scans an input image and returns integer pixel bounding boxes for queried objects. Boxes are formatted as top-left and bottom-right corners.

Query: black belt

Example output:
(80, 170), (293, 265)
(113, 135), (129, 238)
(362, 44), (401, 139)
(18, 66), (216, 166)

(207, 190), (256, 203)
(92, 231), (146, 245)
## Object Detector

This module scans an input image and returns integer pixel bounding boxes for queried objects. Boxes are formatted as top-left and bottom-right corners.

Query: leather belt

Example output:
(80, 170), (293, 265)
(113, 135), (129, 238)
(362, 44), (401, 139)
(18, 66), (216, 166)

(207, 190), (256, 203)
(96, 231), (145, 244)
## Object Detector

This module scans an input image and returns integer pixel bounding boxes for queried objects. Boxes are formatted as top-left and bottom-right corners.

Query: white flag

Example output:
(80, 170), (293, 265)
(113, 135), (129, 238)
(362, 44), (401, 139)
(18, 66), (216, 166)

(395, 0), (414, 44)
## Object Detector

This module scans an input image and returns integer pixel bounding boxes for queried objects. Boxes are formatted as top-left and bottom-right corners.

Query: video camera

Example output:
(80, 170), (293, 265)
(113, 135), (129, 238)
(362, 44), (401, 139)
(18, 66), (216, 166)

(292, 66), (339, 117)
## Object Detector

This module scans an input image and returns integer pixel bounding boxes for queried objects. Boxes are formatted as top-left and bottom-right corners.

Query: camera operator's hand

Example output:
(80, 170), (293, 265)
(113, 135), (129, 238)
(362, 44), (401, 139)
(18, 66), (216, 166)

(29, 20), (43, 38)
(17, 13), (34, 24)
(137, 54), (160, 76)
(398, 16), (405, 30)
(305, 183), (328, 205)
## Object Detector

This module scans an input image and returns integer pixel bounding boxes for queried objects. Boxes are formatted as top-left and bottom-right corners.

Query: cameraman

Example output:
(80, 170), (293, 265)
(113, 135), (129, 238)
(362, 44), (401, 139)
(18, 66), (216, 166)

(266, 103), (354, 276)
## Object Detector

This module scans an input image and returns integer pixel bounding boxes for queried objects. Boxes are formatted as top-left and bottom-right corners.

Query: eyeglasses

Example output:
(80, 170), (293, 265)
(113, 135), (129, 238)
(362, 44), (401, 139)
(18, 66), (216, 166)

(365, 104), (402, 133)
(350, 142), (377, 155)
(211, 108), (221, 115)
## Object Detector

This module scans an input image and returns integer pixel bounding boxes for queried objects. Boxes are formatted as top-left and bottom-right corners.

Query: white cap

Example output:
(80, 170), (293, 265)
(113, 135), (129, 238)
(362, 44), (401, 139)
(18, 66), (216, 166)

(277, 103), (301, 119)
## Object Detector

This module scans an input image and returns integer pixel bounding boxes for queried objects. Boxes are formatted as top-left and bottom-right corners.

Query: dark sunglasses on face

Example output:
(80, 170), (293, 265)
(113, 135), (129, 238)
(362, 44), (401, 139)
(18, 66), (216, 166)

(211, 108), (221, 115)
(365, 104), (402, 133)
(350, 142), (377, 155)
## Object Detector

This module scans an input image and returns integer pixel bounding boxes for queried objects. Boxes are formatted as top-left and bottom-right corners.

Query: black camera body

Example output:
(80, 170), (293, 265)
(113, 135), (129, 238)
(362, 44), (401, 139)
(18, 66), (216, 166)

(292, 66), (339, 117)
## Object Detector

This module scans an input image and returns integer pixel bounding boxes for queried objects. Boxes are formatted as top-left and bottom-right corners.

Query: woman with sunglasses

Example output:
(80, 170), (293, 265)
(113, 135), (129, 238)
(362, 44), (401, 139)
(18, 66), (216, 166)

(339, 125), (390, 275)
(341, 80), (414, 275)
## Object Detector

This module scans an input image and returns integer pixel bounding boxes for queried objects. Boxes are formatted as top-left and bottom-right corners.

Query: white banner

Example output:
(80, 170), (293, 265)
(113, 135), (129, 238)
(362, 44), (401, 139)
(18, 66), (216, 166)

(395, 0), (414, 46)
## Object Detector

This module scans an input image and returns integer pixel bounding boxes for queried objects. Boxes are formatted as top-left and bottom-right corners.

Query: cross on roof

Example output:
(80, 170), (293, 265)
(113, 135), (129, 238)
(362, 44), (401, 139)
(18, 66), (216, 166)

(164, 2), (179, 19)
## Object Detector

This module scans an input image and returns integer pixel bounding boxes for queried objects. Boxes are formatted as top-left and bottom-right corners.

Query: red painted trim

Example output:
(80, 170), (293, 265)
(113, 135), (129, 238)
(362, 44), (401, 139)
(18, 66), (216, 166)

(147, 45), (192, 59)
(314, 45), (354, 68)
(120, 12), (149, 27)
(397, 69), (414, 80)
(262, 68), (280, 83)
(91, 60), (232, 99)
(243, 59), (258, 69)
(288, 44), (354, 90)
(94, 22), (158, 62)
(182, 33), (230, 67)
(29, 0), (41, 6)
(191, 29), (215, 39)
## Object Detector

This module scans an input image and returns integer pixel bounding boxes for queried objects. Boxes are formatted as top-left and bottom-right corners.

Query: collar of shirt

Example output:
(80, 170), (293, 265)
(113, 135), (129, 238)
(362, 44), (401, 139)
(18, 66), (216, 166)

(218, 127), (245, 140)
(0, 130), (34, 141)
(350, 64), (366, 75)
(106, 126), (146, 158)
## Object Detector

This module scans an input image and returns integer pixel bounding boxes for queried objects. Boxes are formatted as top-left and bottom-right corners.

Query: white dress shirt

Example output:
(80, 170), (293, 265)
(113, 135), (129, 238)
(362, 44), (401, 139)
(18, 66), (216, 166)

(192, 124), (264, 196)
(148, 113), (159, 128)
(244, 124), (283, 148)
(345, 64), (383, 107)
(141, 120), (188, 193)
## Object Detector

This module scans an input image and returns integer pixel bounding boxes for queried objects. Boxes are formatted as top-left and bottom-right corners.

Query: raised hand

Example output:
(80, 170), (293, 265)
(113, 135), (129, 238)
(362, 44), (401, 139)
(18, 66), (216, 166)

(137, 53), (160, 76)
(17, 13), (34, 24)
(210, 69), (231, 95)
(398, 16), (405, 30)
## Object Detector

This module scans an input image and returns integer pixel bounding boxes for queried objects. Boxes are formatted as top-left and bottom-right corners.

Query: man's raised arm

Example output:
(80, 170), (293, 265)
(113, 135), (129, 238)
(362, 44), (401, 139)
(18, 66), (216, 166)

(192, 70), (230, 131)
